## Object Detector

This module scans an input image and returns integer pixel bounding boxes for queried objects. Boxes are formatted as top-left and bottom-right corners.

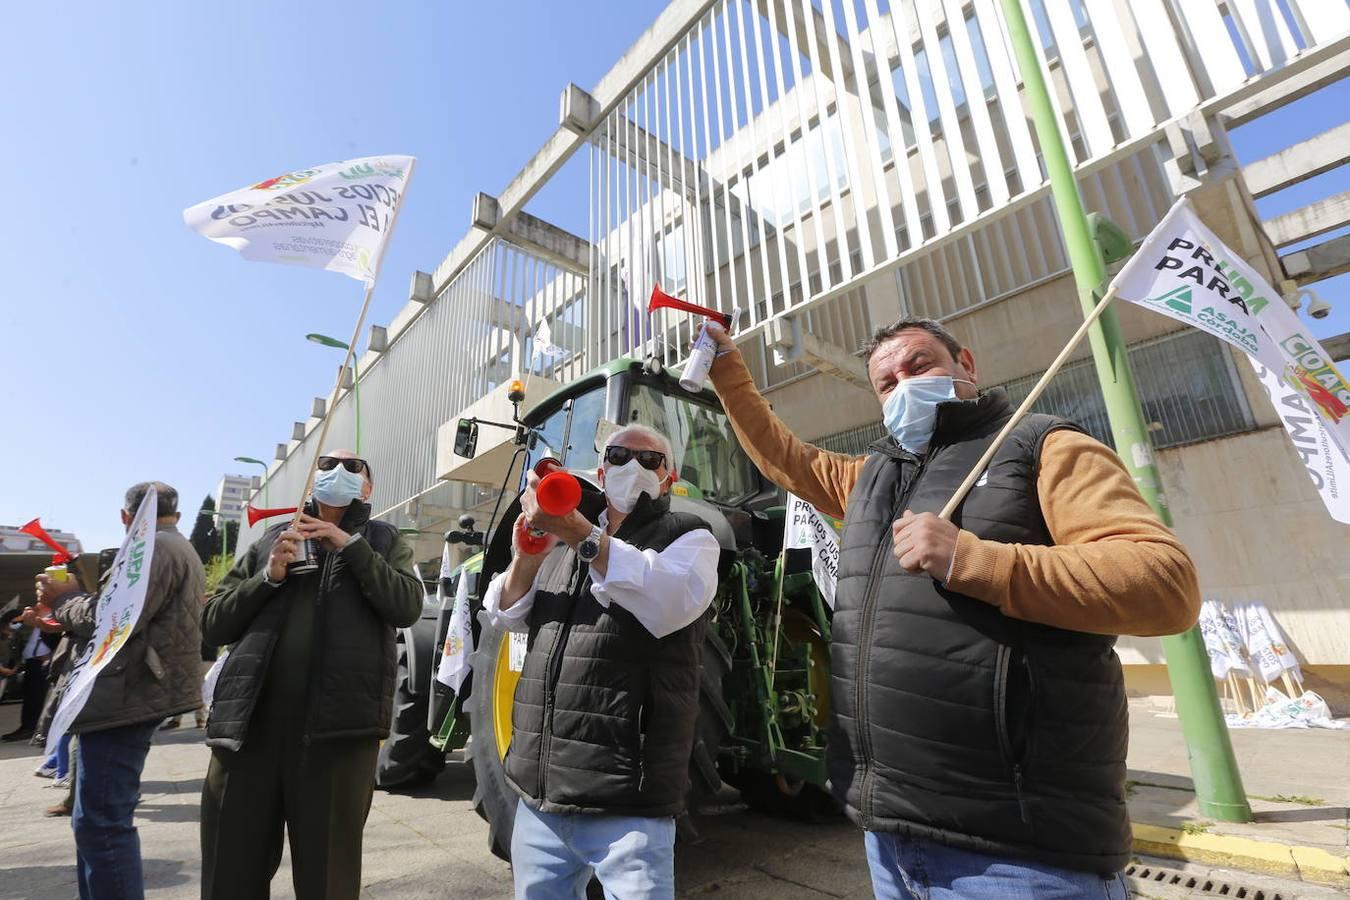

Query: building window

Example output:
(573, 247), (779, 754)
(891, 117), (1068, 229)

(812, 330), (1254, 454)
(998, 330), (1255, 449)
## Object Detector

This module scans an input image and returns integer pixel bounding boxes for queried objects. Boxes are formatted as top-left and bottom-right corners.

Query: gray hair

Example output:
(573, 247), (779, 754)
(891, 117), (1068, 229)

(862, 316), (963, 363)
(124, 481), (178, 518)
(606, 423), (675, 465)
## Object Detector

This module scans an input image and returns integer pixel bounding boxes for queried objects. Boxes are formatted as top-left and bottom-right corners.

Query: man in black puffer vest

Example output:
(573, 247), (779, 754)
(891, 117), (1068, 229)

(484, 424), (720, 899)
(705, 318), (1201, 899)
(199, 449), (422, 900)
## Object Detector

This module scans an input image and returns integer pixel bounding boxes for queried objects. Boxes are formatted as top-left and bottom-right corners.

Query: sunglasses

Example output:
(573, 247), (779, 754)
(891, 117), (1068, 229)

(603, 446), (667, 471)
(317, 456), (369, 476)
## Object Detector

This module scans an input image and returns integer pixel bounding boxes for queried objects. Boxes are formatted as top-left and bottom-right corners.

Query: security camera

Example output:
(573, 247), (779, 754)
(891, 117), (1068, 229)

(1306, 294), (1332, 319)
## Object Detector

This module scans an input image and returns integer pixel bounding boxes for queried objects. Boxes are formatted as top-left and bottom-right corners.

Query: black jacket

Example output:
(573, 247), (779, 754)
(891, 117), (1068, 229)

(505, 494), (709, 817)
(202, 502), (422, 750)
(829, 390), (1132, 874)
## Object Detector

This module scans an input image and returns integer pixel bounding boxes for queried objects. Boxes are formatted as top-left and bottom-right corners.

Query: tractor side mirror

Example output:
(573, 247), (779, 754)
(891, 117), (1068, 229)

(454, 418), (479, 459)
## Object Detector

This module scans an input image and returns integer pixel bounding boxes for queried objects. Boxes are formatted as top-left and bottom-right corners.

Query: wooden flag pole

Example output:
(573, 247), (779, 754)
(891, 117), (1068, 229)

(290, 160), (417, 526)
(940, 288), (1117, 521)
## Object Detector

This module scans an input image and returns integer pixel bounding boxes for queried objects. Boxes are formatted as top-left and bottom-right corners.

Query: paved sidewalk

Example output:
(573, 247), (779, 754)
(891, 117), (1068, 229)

(0, 698), (1346, 897)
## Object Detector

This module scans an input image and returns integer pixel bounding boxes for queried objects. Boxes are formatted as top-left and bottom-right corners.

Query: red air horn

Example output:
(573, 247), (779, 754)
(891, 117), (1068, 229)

(516, 459), (583, 555)
(648, 285), (732, 329)
(246, 504), (300, 527)
(19, 518), (74, 565)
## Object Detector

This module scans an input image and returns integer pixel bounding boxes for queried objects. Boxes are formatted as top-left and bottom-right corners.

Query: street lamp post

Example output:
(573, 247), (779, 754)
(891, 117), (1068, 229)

(234, 456), (269, 507)
(307, 332), (361, 454)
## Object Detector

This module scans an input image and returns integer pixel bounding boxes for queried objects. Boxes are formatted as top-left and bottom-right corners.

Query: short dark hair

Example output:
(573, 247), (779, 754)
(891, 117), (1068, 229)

(862, 317), (964, 364)
(124, 481), (178, 518)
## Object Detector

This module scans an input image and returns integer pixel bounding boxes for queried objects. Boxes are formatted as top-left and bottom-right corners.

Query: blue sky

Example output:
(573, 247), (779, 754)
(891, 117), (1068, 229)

(1, 2), (1345, 555)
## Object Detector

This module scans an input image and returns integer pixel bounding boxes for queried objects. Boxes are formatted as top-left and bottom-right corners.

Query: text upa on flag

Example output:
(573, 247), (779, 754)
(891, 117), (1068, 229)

(183, 155), (415, 285)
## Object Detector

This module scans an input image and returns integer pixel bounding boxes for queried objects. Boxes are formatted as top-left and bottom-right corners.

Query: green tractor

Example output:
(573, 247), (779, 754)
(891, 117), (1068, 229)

(383, 356), (838, 860)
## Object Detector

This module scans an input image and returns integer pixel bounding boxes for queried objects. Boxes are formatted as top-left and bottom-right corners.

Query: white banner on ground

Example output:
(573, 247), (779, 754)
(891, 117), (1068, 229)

(784, 495), (842, 609)
(1110, 196), (1350, 521)
(1226, 687), (1347, 729)
(45, 488), (159, 752)
(183, 155), (415, 285)
(435, 546), (473, 693)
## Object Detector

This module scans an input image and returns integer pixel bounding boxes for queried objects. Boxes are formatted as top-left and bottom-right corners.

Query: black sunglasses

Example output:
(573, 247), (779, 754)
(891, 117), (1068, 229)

(318, 456), (369, 476)
(604, 446), (667, 471)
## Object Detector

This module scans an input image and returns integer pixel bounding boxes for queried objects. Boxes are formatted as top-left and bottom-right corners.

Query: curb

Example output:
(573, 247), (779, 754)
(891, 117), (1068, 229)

(1132, 823), (1350, 888)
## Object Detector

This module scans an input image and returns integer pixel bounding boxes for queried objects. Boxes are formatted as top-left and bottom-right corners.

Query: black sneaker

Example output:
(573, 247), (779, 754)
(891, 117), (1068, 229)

(1, 728), (34, 743)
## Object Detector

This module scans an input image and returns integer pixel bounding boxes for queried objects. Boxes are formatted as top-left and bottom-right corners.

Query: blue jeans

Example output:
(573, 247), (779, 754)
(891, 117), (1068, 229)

(865, 832), (1129, 899)
(43, 732), (72, 779)
(72, 721), (158, 900)
(510, 798), (676, 899)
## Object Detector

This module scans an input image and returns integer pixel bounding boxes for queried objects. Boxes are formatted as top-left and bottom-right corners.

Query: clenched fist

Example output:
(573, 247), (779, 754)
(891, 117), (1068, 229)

(891, 510), (961, 581)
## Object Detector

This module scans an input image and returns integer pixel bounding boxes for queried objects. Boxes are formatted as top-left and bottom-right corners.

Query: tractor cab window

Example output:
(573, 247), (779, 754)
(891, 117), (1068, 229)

(627, 385), (758, 504)
(526, 381), (607, 476)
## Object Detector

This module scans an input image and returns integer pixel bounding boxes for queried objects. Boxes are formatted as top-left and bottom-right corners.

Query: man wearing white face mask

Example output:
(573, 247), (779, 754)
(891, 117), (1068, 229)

(483, 424), (720, 899)
(704, 318), (1199, 899)
(200, 448), (423, 900)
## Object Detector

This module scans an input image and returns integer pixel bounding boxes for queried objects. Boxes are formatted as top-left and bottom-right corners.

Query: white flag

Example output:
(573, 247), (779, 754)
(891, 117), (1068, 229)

(1112, 197), (1350, 520)
(184, 155), (415, 285)
(784, 495), (841, 609)
(435, 546), (473, 693)
(45, 487), (159, 752)
(1241, 603), (1302, 681)
(1198, 600), (1250, 680)
(533, 319), (567, 360)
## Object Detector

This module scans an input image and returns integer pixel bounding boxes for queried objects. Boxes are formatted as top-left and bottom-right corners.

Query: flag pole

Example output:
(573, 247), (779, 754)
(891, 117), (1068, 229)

(940, 289), (1116, 520)
(998, 0), (1250, 820)
(291, 160), (417, 525)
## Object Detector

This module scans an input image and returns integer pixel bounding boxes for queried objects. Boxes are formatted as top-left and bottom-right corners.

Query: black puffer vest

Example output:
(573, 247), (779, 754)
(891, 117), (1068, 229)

(829, 389), (1131, 874)
(208, 502), (399, 751)
(505, 494), (709, 817)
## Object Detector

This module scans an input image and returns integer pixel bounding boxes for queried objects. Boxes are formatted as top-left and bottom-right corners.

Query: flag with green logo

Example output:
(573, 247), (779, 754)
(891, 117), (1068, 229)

(1111, 197), (1350, 523)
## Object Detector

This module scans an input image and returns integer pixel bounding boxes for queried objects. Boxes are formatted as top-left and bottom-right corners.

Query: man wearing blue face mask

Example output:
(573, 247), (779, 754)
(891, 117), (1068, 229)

(704, 319), (1200, 899)
(199, 448), (423, 900)
(483, 424), (720, 899)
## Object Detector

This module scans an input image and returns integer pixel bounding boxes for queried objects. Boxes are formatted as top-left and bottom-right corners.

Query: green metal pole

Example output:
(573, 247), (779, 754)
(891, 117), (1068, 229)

(353, 360), (362, 455)
(998, 0), (1250, 822)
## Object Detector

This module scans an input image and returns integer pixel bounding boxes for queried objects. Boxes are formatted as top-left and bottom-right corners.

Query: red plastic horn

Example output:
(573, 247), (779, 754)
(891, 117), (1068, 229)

(534, 459), (582, 517)
(246, 504), (299, 527)
(19, 518), (74, 565)
(648, 284), (732, 329)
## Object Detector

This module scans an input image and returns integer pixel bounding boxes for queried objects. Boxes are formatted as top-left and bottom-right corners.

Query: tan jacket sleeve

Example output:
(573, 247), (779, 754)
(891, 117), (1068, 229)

(708, 351), (864, 519)
(945, 429), (1201, 636)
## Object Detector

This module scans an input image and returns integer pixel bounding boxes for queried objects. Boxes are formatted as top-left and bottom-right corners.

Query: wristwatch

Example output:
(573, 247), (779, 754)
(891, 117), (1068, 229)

(577, 525), (605, 563)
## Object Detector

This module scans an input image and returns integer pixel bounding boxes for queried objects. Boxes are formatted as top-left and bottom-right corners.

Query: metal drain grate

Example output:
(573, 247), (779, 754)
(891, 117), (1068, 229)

(1124, 863), (1286, 899)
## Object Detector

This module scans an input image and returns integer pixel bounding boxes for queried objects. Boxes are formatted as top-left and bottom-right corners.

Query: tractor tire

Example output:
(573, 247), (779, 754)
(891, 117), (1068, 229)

(467, 612), (735, 862)
(375, 631), (446, 790)
(466, 611), (520, 861)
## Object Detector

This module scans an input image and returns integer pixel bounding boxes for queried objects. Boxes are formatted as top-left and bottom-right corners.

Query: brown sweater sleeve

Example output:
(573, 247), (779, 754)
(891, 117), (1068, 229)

(946, 429), (1201, 636)
(708, 351), (864, 519)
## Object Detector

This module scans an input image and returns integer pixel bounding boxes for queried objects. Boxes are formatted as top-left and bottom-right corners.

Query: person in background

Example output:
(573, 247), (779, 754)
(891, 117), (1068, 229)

(37, 482), (206, 900)
(703, 318), (1200, 899)
(200, 449), (422, 900)
(2, 604), (57, 742)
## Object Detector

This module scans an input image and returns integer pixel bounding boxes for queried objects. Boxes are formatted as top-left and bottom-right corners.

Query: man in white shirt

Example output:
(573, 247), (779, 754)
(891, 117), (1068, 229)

(484, 423), (719, 900)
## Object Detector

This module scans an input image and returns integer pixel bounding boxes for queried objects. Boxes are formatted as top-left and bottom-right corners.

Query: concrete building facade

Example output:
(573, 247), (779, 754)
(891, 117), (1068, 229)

(239, 1), (1350, 704)
(213, 474), (252, 526)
